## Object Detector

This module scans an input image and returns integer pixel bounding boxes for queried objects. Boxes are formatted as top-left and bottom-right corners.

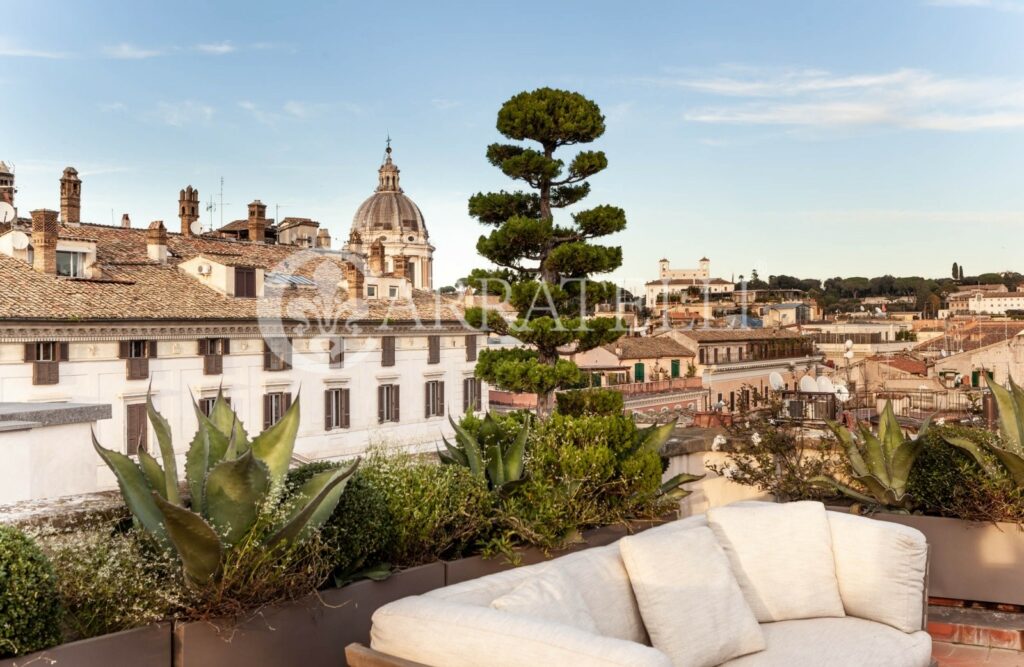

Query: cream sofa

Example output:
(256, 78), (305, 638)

(357, 502), (932, 667)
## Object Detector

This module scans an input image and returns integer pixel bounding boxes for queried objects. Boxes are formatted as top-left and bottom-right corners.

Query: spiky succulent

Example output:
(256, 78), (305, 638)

(438, 413), (530, 493)
(944, 373), (1024, 486)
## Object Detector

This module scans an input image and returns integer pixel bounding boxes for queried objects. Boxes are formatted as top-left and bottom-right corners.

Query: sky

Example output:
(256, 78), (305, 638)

(2, 0), (1023, 293)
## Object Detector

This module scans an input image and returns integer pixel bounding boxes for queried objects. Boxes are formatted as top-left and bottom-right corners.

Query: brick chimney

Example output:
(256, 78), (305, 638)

(179, 186), (199, 237)
(147, 220), (168, 263)
(60, 167), (81, 225)
(368, 239), (385, 275)
(393, 254), (408, 280)
(121, 213), (131, 228)
(315, 228), (331, 249)
(31, 209), (59, 274)
(248, 200), (267, 243)
(344, 261), (365, 297)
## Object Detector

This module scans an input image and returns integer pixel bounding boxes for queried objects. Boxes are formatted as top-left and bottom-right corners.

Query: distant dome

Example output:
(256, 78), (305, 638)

(350, 145), (428, 240)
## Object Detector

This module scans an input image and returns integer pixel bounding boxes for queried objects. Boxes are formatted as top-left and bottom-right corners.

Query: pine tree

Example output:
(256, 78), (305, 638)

(952, 262), (959, 281)
(465, 88), (626, 416)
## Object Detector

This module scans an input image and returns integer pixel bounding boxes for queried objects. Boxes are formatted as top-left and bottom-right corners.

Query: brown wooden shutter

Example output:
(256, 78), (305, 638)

(474, 379), (482, 411)
(463, 378), (470, 413)
(119, 341), (130, 359)
(330, 337), (344, 368)
(284, 393), (293, 411)
(198, 339), (209, 355)
(466, 335), (477, 362)
(438, 381), (445, 417)
(341, 389), (350, 428)
(324, 390), (334, 430)
(283, 340), (293, 370)
(263, 341), (272, 371)
(263, 394), (272, 430)
(392, 385), (400, 422)
(222, 338), (231, 355)
(377, 386), (385, 423)
(126, 403), (147, 455)
(382, 337), (395, 367)
(24, 343), (36, 362)
(428, 336), (440, 364)
(148, 340), (158, 358)
(424, 382), (431, 418)
(58, 342), (69, 361)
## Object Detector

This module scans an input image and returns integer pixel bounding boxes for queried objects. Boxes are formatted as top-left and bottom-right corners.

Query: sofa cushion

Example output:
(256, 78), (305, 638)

(719, 617), (932, 667)
(707, 501), (846, 622)
(490, 568), (600, 634)
(827, 511), (928, 633)
(620, 526), (765, 667)
(371, 596), (673, 667)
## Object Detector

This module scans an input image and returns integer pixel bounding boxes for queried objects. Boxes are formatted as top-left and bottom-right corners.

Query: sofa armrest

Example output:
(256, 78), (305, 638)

(826, 511), (929, 634)
(371, 596), (672, 667)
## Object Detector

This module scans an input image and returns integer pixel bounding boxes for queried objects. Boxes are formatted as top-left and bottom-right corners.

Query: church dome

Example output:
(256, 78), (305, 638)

(350, 145), (428, 241)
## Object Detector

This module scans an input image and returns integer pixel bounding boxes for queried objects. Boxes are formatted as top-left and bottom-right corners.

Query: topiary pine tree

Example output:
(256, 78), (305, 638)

(464, 88), (627, 417)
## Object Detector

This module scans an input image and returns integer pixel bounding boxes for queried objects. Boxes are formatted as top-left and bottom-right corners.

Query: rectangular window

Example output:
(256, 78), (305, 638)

(235, 267), (257, 298)
(329, 337), (345, 369)
(36, 341), (56, 362)
(378, 383), (400, 423)
(198, 396), (230, 418)
(26, 342), (65, 385)
(381, 336), (396, 367)
(56, 250), (86, 278)
(425, 380), (445, 418)
(263, 391), (292, 429)
(120, 340), (155, 380)
(466, 335), (478, 362)
(427, 335), (440, 364)
(388, 285), (399, 299)
(366, 284), (378, 298)
(462, 377), (482, 413)
(324, 388), (351, 430)
(263, 338), (292, 371)
(126, 402), (147, 455)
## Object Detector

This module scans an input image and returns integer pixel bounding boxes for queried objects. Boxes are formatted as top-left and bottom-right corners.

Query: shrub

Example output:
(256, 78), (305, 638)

(359, 451), (494, 567)
(0, 525), (62, 657)
(33, 524), (185, 642)
(287, 462), (395, 581)
(555, 389), (624, 417)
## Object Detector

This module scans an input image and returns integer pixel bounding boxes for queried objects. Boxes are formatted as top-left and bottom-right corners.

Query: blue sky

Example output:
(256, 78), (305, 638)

(2, 0), (1023, 291)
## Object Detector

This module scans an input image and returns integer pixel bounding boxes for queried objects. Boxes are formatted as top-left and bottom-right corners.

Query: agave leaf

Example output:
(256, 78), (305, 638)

(944, 435), (1005, 480)
(138, 448), (167, 499)
(486, 443), (504, 487)
(440, 435), (469, 467)
(185, 401), (231, 514)
(851, 472), (905, 507)
(809, 475), (881, 506)
(436, 446), (457, 466)
(888, 438), (923, 494)
(496, 477), (529, 497)
(658, 472), (706, 499)
(1009, 377), (1024, 453)
(92, 431), (167, 541)
(204, 450), (270, 548)
(265, 458), (360, 549)
(503, 420), (529, 482)
(877, 402), (905, 481)
(153, 492), (223, 585)
(449, 415), (483, 478)
(209, 390), (250, 452)
(223, 416), (240, 462)
(988, 447), (1024, 488)
(479, 412), (501, 443)
(146, 392), (181, 505)
(988, 375), (1024, 448)
(250, 392), (301, 488)
(857, 425), (887, 482)
(827, 421), (869, 478)
(638, 418), (678, 454)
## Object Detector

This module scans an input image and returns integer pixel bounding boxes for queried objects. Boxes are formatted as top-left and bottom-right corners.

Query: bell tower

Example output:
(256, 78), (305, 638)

(60, 167), (81, 225)
(179, 186), (200, 236)
(0, 162), (14, 207)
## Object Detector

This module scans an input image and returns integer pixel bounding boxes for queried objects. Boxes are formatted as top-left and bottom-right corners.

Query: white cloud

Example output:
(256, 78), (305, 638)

(0, 38), (69, 59)
(155, 100), (214, 127)
(195, 42), (235, 55)
(239, 100), (277, 125)
(646, 66), (1024, 132)
(283, 100), (314, 118)
(103, 43), (163, 59)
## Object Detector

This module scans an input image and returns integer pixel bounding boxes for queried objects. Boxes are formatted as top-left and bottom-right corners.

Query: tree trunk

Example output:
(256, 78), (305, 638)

(536, 390), (553, 420)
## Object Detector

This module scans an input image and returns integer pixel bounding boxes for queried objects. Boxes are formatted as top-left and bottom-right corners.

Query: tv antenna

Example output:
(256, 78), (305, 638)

(205, 177), (230, 230)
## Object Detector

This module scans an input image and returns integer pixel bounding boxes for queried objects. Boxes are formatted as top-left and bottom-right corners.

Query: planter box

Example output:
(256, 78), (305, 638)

(173, 562), (446, 667)
(0, 623), (171, 667)
(870, 512), (1024, 607)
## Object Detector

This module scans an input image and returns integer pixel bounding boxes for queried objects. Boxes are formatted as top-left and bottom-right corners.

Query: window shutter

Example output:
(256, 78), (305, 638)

(198, 339), (209, 355)
(263, 394), (272, 430)
(428, 336), (440, 364)
(148, 340), (158, 358)
(222, 338), (231, 355)
(263, 341), (272, 371)
(24, 343), (36, 362)
(342, 389), (350, 428)
(466, 335), (477, 362)
(283, 340), (293, 370)
(126, 404), (147, 455)
(284, 393), (293, 411)
(119, 341), (130, 359)
(424, 383), (431, 418)
(475, 379), (482, 411)
(377, 386), (385, 423)
(392, 385), (400, 422)
(463, 378), (470, 413)
(438, 381), (445, 417)
(325, 390), (333, 430)
(58, 342), (69, 361)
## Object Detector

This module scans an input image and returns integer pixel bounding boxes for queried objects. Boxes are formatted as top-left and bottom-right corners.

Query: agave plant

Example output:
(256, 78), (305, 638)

(93, 389), (358, 585)
(438, 413), (530, 493)
(944, 374), (1024, 486)
(811, 400), (930, 510)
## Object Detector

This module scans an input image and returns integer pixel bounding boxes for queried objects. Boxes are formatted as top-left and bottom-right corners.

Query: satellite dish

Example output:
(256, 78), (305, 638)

(799, 375), (818, 393)
(844, 339), (854, 350)
(768, 371), (785, 391)
(0, 202), (14, 225)
(843, 350), (855, 360)
(835, 384), (851, 403)
(817, 376), (835, 393)
(189, 220), (203, 236)
(10, 230), (28, 250)
(940, 349), (948, 358)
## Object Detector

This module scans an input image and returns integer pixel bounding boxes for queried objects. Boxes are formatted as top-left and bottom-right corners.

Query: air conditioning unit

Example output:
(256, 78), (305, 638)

(197, 263), (212, 276)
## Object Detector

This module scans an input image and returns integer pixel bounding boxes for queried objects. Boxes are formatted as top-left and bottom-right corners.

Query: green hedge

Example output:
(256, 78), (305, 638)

(555, 389), (624, 417)
(0, 525), (62, 658)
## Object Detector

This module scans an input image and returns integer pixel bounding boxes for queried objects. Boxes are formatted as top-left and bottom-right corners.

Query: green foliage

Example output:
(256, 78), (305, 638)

(93, 389), (358, 586)
(556, 389), (624, 417)
(467, 88), (628, 413)
(0, 526), (62, 658)
(359, 452), (494, 567)
(811, 401), (931, 510)
(439, 413), (531, 493)
(945, 375), (1024, 486)
(474, 347), (581, 395)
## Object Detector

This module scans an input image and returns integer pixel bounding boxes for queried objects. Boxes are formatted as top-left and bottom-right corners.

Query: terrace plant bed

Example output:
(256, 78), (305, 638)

(0, 623), (171, 667)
